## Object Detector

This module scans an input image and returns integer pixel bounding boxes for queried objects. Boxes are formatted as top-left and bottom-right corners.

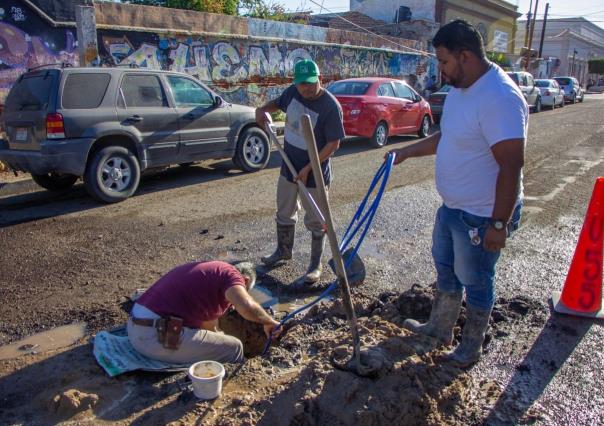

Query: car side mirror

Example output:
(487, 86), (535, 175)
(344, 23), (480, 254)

(214, 96), (224, 107)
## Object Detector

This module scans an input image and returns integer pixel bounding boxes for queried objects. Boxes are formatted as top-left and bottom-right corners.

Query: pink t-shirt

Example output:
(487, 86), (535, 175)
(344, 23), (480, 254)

(137, 261), (245, 328)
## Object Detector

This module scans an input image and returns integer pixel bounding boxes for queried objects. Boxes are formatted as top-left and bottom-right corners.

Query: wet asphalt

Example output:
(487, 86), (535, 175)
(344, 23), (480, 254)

(1, 94), (603, 423)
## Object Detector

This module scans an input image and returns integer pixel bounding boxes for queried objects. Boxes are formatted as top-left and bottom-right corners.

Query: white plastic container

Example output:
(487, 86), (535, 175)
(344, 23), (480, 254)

(188, 360), (225, 400)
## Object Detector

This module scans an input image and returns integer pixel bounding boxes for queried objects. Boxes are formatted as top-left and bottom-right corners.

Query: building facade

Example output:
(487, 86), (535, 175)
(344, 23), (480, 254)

(351, 0), (520, 54)
(516, 18), (604, 84)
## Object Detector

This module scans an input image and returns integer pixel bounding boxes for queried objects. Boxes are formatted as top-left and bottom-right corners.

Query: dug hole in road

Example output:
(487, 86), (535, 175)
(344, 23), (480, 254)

(1, 95), (604, 425)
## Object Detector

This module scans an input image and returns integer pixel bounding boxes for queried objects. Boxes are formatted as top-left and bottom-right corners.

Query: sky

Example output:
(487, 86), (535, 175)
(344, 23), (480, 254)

(279, 0), (604, 29)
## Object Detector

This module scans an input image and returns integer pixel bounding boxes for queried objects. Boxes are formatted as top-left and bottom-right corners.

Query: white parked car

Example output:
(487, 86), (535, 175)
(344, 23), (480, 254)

(535, 79), (565, 109)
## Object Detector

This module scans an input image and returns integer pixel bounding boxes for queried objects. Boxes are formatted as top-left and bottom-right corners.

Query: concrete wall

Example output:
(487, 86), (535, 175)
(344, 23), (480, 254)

(93, 3), (435, 105)
(0, 1), (436, 107)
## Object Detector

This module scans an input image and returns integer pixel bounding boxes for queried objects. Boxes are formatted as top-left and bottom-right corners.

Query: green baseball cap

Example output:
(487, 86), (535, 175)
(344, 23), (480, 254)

(294, 59), (320, 85)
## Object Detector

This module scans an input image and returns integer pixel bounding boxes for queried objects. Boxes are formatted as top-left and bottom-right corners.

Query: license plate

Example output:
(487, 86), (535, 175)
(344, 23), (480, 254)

(15, 127), (27, 142)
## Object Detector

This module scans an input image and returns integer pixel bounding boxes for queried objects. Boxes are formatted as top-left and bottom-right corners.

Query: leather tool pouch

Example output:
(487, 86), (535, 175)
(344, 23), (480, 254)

(155, 317), (183, 350)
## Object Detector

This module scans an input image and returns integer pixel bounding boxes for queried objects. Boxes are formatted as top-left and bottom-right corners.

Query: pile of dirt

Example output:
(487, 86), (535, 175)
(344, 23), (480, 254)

(0, 286), (548, 425)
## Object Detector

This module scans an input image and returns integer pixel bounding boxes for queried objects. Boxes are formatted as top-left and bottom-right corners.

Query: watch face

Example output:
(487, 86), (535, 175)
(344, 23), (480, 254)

(493, 221), (505, 230)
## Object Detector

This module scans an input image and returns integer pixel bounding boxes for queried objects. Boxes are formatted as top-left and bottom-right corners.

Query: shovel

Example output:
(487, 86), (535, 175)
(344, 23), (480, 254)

(262, 116), (326, 228)
(263, 115), (366, 285)
(300, 114), (376, 377)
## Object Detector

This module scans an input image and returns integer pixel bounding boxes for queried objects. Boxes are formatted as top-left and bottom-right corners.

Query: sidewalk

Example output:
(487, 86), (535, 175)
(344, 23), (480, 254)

(0, 122), (286, 198)
(0, 170), (37, 197)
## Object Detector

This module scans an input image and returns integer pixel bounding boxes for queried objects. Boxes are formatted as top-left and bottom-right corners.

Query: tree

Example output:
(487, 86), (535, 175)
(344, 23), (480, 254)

(239, 0), (291, 22)
(486, 51), (511, 68)
(588, 59), (604, 75)
(125, 0), (238, 15)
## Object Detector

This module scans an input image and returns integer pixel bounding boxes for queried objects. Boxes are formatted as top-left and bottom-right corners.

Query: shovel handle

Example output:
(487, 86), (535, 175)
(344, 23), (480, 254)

(263, 122), (326, 229)
(299, 114), (363, 373)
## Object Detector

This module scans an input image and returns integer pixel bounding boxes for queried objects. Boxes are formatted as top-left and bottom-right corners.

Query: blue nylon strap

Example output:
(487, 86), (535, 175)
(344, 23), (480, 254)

(262, 152), (395, 356)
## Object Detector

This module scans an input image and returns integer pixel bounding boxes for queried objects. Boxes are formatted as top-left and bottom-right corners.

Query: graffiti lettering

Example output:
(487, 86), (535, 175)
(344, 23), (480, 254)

(11, 7), (25, 22)
(0, 22), (77, 103)
(212, 42), (247, 83)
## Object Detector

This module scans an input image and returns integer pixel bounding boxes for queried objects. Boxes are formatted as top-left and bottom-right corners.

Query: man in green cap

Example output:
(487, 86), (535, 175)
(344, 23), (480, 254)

(255, 59), (345, 287)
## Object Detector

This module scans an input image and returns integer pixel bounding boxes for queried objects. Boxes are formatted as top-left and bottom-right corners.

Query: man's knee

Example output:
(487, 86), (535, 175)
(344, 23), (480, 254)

(226, 338), (245, 363)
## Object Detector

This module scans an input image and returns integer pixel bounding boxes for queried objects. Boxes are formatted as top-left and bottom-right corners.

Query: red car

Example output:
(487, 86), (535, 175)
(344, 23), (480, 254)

(327, 77), (433, 148)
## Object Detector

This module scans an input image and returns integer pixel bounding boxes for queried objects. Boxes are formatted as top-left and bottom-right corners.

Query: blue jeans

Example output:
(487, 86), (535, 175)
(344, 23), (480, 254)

(431, 203), (522, 310)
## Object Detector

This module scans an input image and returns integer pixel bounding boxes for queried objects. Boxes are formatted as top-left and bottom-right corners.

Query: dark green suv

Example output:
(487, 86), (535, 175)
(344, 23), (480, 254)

(0, 66), (271, 202)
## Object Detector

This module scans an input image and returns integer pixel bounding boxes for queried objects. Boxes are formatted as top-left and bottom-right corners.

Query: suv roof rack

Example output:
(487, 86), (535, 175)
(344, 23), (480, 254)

(27, 62), (73, 72)
(115, 63), (140, 69)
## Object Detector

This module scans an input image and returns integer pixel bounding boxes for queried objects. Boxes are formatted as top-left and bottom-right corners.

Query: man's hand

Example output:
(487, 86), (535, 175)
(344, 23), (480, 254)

(255, 108), (271, 129)
(386, 148), (407, 165)
(263, 320), (283, 339)
(294, 165), (311, 186)
(483, 226), (506, 252)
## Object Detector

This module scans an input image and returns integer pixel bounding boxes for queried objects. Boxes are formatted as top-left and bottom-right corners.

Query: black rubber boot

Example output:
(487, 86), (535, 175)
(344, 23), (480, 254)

(303, 232), (325, 283)
(442, 305), (492, 368)
(403, 290), (463, 345)
(261, 224), (295, 266)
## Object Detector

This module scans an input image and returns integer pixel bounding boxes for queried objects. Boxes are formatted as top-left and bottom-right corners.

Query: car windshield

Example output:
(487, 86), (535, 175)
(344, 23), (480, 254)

(535, 80), (551, 87)
(327, 81), (371, 96)
(555, 78), (572, 86)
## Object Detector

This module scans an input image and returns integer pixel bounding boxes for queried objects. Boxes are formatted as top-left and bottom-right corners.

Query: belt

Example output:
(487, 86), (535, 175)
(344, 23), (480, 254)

(131, 317), (159, 327)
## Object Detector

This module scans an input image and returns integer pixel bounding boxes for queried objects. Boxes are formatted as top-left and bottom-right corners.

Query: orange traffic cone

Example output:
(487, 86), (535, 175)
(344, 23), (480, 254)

(551, 177), (604, 318)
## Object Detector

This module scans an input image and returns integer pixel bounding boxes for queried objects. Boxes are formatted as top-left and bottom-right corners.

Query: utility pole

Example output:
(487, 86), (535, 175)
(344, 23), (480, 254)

(75, 5), (98, 67)
(524, 0), (533, 48)
(538, 3), (549, 59)
(571, 48), (577, 76)
(525, 0), (539, 71)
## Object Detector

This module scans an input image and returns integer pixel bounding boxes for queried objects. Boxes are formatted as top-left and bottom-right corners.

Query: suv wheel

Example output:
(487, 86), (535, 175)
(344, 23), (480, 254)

(31, 173), (78, 192)
(572, 93), (577, 104)
(84, 146), (140, 203)
(417, 115), (431, 138)
(233, 127), (270, 172)
(580, 93), (585, 102)
(371, 122), (389, 148)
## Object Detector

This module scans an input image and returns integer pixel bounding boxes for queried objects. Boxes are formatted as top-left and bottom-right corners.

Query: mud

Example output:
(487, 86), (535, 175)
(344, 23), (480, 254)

(219, 310), (268, 357)
(0, 286), (547, 425)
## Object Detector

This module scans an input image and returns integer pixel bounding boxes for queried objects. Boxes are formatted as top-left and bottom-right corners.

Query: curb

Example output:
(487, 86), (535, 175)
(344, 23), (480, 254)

(0, 177), (38, 198)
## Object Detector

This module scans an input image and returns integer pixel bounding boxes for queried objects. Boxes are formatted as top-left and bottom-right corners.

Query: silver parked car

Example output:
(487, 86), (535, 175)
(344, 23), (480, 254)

(507, 71), (542, 113)
(554, 76), (585, 104)
(535, 79), (565, 109)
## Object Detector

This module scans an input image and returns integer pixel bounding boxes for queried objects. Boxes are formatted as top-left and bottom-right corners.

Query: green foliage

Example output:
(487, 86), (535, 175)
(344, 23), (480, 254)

(125, 0), (238, 15)
(486, 51), (511, 68)
(239, 0), (291, 22)
(588, 59), (604, 75)
(271, 110), (286, 122)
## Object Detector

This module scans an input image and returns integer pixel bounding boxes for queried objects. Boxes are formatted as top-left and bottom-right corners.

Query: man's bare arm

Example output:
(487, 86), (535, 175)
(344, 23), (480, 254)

(491, 138), (524, 223)
(387, 131), (441, 165)
(225, 286), (276, 326)
(483, 138), (524, 252)
(255, 100), (280, 127)
(295, 140), (340, 184)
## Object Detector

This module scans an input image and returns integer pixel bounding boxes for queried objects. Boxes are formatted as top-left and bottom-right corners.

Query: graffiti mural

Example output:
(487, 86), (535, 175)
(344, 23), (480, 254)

(0, 0), (434, 109)
(0, 0), (78, 104)
(98, 30), (433, 106)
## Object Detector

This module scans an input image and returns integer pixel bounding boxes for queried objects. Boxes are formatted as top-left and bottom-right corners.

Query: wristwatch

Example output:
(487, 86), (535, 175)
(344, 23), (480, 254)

(490, 219), (506, 231)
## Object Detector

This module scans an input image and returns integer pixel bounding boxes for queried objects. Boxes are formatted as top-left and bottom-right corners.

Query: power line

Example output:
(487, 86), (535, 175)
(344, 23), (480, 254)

(304, 0), (435, 56)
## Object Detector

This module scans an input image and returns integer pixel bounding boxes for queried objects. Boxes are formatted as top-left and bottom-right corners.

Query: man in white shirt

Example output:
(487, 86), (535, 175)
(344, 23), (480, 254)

(388, 20), (528, 367)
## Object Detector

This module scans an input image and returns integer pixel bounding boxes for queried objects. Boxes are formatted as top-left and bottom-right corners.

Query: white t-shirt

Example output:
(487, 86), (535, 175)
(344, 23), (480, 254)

(435, 64), (529, 217)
